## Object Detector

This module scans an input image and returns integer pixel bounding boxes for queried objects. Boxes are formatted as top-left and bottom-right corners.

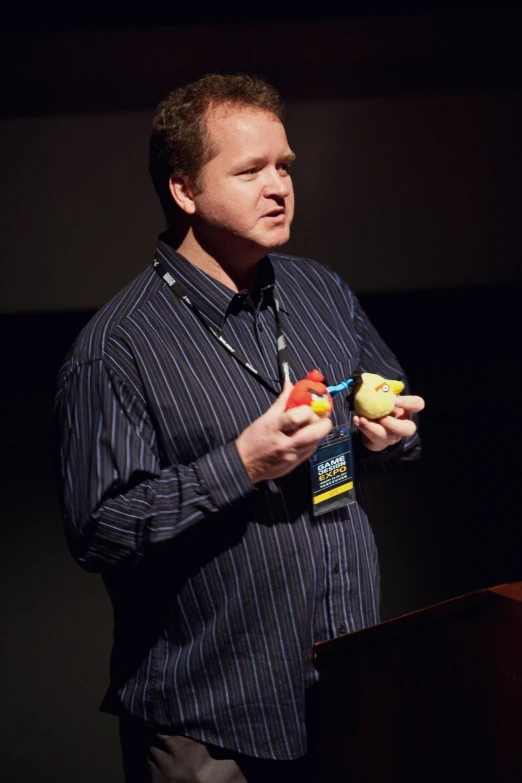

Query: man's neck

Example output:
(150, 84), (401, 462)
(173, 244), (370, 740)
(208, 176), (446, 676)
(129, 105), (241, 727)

(174, 229), (264, 294)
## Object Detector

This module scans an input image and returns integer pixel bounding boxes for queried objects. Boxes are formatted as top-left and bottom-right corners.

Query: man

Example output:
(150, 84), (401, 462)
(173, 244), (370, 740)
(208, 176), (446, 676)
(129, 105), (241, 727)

(55, 73), (424, 782)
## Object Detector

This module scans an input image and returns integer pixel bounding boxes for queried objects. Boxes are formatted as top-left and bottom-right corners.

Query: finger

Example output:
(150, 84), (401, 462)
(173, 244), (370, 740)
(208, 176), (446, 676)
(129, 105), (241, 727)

(271, 381), (294, 413)
(356, 417), (401, 451)
(289, 415), (333, 449)
(291, 419), (332, 461)
(377, 415), (417, 439)
(394, 395), (425, 413)
(356, 417), (388, 443)
(280, 405), (321, 433)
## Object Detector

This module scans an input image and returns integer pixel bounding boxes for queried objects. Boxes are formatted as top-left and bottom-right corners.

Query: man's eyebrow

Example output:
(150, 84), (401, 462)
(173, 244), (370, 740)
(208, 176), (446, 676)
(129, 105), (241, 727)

(235, 151), (297, 169)
(236, 156), (266, 169)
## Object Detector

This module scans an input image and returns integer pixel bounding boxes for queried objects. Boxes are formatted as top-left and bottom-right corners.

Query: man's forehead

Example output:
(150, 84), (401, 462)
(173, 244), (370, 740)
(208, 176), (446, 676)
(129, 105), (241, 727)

(204, 103), (285, 143)
(202, 104), (291, 168)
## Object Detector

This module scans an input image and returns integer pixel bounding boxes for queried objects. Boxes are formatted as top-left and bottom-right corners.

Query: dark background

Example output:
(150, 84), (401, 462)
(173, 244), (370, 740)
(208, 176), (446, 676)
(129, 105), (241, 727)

(1, 4), (521, 781)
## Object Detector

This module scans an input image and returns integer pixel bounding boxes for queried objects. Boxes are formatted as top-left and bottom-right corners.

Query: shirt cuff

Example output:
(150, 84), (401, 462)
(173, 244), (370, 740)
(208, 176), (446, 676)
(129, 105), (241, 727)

(196, 440), (256, 510)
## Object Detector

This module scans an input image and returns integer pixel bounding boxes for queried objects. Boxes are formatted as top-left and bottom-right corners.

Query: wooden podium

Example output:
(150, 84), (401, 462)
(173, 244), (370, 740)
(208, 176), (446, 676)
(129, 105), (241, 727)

(312, 582), (522, 782)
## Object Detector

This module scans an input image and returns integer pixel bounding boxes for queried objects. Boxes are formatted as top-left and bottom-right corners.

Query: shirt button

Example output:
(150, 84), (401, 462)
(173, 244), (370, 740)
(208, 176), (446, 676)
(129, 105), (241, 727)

(338, 624), (347, 636)
(333, 563), (340, 574)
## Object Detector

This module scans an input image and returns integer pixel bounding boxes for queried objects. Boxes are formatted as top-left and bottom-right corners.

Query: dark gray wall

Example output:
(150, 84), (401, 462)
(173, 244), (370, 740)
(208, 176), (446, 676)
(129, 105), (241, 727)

(1, 91), (521, 313)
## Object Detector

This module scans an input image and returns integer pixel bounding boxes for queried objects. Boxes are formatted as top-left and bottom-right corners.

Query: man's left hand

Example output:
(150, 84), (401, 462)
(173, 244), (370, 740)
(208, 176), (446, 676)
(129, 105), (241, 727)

(353, 395), (425, 452)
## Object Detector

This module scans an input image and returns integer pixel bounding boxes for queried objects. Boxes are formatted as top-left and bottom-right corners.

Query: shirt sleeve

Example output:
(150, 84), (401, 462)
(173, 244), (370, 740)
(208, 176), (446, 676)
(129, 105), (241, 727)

(54, 358), (255, 572)
(351, 292), (422, 469)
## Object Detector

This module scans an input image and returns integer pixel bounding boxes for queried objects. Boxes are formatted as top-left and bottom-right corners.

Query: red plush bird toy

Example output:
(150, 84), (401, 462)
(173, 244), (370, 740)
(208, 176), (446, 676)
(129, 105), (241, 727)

(285, 370), (333, 417)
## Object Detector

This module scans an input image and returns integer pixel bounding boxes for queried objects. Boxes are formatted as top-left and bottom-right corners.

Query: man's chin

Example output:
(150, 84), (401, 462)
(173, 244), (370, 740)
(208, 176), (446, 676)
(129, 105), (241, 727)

(258, 228), (291, 251)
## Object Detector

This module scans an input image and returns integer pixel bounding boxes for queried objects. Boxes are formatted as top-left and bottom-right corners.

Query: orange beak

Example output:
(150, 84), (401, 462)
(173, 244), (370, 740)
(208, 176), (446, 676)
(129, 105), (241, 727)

(310, 398), (331, 417)
(389, 380), (405, 395)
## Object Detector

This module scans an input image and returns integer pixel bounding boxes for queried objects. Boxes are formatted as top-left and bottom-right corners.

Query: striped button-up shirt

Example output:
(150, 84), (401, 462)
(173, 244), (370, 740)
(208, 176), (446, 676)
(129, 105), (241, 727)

(54, 235), (420, 760)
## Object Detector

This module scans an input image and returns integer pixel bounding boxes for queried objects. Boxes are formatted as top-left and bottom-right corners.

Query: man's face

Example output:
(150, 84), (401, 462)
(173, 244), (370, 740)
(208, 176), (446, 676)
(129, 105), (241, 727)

(192, 105), (295, 252)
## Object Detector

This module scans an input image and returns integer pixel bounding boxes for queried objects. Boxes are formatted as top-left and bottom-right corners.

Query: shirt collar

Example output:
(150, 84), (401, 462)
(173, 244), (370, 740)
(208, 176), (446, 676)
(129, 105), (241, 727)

(155, 234), (278, 332)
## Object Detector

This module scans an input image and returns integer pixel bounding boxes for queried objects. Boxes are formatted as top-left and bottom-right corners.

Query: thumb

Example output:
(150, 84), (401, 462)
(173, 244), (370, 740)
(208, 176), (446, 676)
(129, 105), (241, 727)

(271, 381), (294, 412)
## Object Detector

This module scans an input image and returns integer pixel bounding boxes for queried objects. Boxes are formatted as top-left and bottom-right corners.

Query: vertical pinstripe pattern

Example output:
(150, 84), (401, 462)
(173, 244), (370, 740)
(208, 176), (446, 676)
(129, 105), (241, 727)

(54, 236), (420, 760)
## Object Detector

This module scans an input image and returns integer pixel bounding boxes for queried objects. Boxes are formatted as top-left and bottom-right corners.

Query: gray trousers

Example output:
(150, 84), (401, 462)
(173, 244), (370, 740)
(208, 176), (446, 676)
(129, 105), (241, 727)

(119, 714), (320, 783)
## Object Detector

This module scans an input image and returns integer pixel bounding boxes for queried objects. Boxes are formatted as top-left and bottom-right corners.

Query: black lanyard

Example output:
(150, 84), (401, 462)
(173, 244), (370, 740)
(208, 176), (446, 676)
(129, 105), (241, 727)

(153, 258), (291, 395)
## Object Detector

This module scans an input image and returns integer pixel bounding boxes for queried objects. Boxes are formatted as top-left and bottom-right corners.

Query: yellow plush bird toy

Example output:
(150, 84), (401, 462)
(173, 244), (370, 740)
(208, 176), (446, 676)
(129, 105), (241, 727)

(353, 372), (404, 419)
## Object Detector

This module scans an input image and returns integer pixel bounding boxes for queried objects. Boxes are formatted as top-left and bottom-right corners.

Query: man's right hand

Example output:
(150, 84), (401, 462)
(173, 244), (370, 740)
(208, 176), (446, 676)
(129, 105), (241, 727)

(235, 382), (333, 484)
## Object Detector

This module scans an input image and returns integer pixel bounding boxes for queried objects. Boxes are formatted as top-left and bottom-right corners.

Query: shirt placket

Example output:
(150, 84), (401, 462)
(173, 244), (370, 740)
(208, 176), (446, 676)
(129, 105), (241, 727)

(319, 513), (354, 638)
(249, 295), (355, 640)
(226, 291), (280, 387)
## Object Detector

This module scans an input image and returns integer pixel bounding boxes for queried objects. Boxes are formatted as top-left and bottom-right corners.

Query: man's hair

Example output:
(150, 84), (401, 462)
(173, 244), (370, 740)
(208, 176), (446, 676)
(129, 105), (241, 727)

(149, 73), (285, 224)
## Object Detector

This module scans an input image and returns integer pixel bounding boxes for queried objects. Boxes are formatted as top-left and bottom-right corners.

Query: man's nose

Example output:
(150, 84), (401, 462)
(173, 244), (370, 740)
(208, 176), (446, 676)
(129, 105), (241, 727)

(263, 168), (291, 198)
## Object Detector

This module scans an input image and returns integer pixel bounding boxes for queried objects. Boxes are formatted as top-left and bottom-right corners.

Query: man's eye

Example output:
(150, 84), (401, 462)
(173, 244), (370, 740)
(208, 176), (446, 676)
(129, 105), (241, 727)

(241, 169), (257, 176)
(277, 163), (291, 174)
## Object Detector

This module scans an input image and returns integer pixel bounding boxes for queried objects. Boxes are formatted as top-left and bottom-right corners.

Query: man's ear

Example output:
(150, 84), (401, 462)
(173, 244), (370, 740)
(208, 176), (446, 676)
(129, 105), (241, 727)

(169, 175), (196, 215)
